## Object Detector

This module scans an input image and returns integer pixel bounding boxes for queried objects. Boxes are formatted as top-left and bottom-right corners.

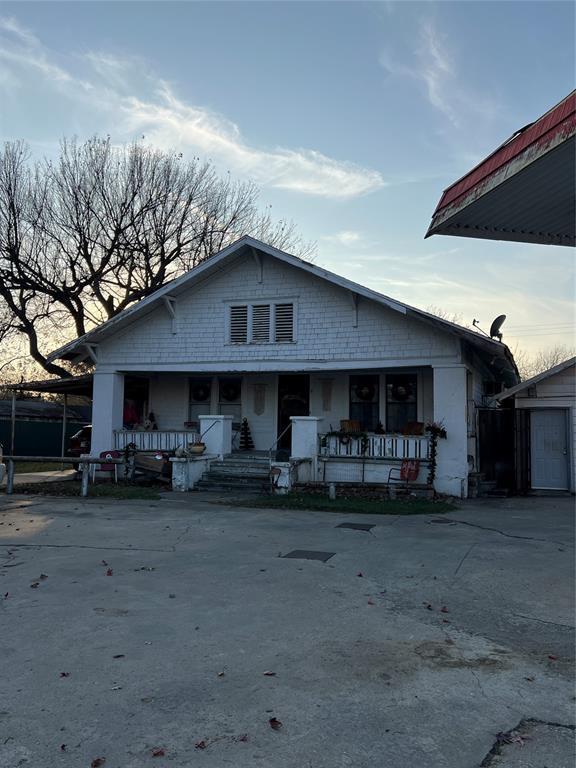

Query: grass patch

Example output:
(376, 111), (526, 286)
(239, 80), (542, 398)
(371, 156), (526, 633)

(13, 461), (74, 474)
(2, 480), (162, 500)
(234, 492), (455, 515)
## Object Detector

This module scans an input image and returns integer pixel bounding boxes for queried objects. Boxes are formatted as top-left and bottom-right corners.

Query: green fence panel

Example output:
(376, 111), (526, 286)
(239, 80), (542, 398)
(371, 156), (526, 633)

(0, 420), (87, 457)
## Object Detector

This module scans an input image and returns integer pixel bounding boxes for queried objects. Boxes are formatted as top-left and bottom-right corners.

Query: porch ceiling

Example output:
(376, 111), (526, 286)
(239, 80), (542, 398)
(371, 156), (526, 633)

(426, 92), (576, 247)
(426, 138), (575, 246)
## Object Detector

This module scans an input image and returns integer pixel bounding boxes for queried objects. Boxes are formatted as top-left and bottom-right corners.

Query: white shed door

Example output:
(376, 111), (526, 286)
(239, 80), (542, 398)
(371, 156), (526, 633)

(530, 410), (569, 490)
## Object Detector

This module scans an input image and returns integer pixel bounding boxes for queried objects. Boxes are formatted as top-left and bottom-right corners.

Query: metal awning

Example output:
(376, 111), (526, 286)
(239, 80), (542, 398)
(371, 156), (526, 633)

(426, 92), (576, 246)
(10, 374), (93, 398)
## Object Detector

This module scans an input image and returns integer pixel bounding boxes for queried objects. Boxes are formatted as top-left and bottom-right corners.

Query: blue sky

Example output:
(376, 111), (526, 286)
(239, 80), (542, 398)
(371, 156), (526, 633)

(0, 1), (574, 354)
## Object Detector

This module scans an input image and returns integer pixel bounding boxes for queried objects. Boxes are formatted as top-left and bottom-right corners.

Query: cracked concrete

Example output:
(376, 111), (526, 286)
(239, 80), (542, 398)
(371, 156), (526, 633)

(0, 494), (573, 767)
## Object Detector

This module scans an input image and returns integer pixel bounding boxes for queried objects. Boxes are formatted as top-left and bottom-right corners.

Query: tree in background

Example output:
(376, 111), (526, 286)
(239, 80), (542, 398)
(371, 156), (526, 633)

(0, 138), (314, 379)
(512, 344), (575, 381)
(425, 304), (466, 327)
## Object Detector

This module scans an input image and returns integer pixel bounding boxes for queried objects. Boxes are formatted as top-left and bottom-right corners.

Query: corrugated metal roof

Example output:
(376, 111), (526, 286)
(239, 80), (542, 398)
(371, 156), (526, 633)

(10, 374), (94, 397)
(0, 400), (91, 421)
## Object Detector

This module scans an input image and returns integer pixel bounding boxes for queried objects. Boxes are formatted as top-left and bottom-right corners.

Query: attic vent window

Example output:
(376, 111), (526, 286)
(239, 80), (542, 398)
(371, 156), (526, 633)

(230, 305), (248, 343)
(275, 303), (294, 342)
(228, 302), (295, 344)
(252, 304), (271, 342)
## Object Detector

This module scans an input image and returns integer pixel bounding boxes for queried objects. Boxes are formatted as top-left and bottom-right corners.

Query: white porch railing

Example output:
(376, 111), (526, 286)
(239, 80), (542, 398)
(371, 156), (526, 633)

(114, 429), (201, 452)
(319, 433), (430, 460)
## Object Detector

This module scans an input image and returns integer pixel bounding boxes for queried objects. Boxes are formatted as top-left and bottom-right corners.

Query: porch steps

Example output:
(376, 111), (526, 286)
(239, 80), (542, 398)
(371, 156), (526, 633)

(195, 453), (270, 493)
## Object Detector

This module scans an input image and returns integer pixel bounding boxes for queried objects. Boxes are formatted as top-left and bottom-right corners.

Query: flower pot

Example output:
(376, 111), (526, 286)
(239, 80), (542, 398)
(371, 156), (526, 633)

(189, 443), (206, 455)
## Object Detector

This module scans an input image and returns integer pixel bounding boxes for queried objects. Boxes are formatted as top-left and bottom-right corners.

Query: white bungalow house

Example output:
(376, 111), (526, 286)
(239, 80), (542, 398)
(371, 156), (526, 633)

(47, 236), (518, 497)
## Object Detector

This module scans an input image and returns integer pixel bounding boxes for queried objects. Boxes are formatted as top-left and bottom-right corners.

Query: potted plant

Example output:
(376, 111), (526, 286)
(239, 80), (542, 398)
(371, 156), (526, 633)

(188, 442), (206, 455)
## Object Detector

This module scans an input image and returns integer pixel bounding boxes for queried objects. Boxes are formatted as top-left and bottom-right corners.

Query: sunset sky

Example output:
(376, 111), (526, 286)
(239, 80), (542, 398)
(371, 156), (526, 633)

(0, 1), (574, 355)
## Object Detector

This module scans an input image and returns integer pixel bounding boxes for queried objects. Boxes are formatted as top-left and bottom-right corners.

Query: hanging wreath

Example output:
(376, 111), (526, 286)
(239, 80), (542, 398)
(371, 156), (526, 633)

(220, 381), (241, 402)
(391, 382), (413, 402)
(355, 383), (376, 402)
(191, 383), (211, 402)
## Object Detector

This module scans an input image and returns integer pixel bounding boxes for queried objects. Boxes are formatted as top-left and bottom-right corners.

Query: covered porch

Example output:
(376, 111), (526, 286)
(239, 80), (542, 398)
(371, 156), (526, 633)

(93, 364), (470, 496)
(100, 367), (437, 454)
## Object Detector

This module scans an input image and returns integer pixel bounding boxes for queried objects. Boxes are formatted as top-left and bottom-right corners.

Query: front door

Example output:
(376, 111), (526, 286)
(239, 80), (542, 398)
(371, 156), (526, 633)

(277, 375), (310, 449)
(530, 410), (569, 490)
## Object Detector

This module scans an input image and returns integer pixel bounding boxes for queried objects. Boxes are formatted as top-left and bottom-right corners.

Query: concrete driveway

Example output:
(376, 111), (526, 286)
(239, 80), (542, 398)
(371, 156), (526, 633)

(0, 494), (574, 768)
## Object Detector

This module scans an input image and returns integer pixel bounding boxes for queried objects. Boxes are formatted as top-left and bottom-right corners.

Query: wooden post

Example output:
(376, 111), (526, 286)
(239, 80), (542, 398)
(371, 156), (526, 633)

(80, 460), (90, 497)
(60, 394), (68, 469)
(6, 460), (15, 495)
(10, 391), (16, 456)
(127, 452), (136, 481)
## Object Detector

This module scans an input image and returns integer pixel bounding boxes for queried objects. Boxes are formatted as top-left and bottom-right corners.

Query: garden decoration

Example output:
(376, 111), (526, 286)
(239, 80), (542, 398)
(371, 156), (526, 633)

(239, 418), (254, 451)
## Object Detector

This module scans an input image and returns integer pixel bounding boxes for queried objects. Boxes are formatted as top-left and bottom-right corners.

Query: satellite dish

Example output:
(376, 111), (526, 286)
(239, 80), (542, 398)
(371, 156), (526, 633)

(489, 314), (506, 341)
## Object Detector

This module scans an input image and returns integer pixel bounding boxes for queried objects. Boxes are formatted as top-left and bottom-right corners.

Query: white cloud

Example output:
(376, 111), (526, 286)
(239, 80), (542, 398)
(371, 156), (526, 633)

(0, 17), (385, 199)
(380, 17), (498, 129)
(321, 230), (365, 246)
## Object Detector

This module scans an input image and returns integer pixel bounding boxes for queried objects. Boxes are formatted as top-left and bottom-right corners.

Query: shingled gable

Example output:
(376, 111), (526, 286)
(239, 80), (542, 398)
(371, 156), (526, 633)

(47, 235), (517, 378)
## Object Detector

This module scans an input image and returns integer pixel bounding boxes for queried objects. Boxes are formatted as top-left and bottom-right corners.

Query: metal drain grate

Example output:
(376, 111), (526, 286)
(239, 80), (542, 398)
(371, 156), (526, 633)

(282, 550), (335, 562)
(336, 523), (375, 532)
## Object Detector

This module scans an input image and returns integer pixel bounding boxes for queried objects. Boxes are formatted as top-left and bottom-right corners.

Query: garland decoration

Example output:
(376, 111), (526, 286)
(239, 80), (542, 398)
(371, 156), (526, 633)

(425, 422), (447, 487)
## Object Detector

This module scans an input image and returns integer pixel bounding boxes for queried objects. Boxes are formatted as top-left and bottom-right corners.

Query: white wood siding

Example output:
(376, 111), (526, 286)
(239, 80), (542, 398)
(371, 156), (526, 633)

(149, 376), (189, 430)
(97, 255), (459, 370)
(514, 364), (575, 492)
(515, 366), (575, 408)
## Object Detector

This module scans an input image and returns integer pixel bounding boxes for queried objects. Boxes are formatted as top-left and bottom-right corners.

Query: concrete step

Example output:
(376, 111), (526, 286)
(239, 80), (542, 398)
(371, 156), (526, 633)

(198, 475), (266, 483)
(196, 479), (266, 492)
(201, 472), (268, 483)
(225, 452), (270, 461)
(217, 465), (269, 473)
(207, 468), (269, 478)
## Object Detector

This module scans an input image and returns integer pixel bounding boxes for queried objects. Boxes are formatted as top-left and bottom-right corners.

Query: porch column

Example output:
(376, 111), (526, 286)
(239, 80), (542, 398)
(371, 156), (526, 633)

(199, 415), (233, 460)
(91, 372), (124, 457)
(290, 416), (321, 482)
(433, 365), (468, 498)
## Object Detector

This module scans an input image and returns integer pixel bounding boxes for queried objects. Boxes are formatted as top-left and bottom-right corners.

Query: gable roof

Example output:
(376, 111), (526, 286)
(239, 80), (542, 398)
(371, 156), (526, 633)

(426, 91), (576, 246)
(494, 356), (575, 402)
(48, 235), (518, 381)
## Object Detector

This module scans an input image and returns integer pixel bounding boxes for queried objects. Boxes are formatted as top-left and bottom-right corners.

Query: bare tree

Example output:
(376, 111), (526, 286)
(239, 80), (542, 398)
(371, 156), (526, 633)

(0, 137), (314, 378)
(513, 344), (575, 381)
(425, 304), (467, 327)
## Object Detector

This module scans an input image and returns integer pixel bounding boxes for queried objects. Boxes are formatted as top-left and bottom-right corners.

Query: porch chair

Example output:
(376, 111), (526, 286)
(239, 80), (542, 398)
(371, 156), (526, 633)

(92, 450), (123, 483)
(387, 459), (420, 486)
(340, 419), (361, 432)
(402, 421), (425, 436)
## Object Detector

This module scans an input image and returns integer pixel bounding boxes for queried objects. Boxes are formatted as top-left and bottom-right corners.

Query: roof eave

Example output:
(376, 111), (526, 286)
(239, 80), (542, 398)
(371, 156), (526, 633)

(426, 122), (576, 243)
(494, 356), (576, 401)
